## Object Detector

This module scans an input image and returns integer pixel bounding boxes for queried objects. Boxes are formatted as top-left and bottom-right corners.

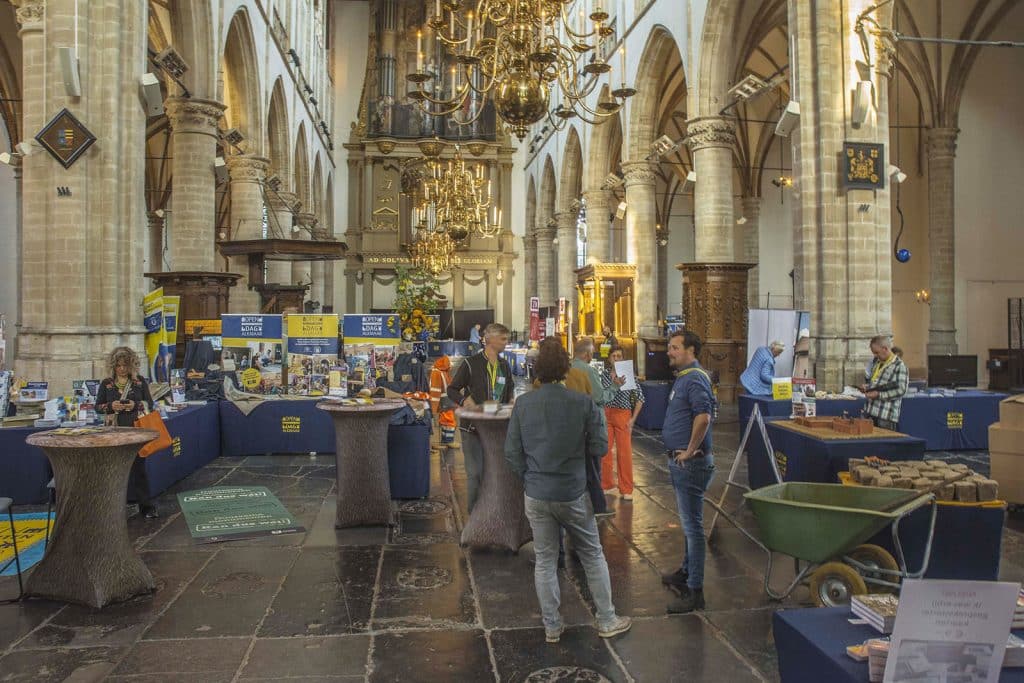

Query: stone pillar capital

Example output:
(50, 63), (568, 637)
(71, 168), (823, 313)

(685, 116), (737, 152)
(267, 190), (299, 212)
(295, 211), (318, 228)
(926, 127), (959, 160)
(621, 160), (657, 187)
(165, 97), (226, 137)
(226, 154), (270, 182)
(535, 221), (556, 241)
(555, 210), (577, 230)
(13, 0), (45, 30)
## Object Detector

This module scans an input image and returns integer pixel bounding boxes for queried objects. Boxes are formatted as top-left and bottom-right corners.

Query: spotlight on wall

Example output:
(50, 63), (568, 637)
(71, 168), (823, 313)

(681, 170), (696, 193)
(551, 236), (559, 245)
(658, 237), (668, 247)
(288, 48), (302, 68)
(15, 140), (37, 157)
(771, 176), (793, 188)
(155, 46), (189, 79)
(774, 100), (800, 137)
(888, 164), (907, 184)
(728, 73), (769, 103)
(0, 152), (18, 166)
(602, 172), (624, 190)
(851, 80), (873, 127)
(304, 84), (314, 95)
(267, 174), (282, 191)
(153, 208), (165, 219)
(223, 128), (245, 148)
(615, 201), (627, 220)
(649, 134), (680, 159)
(58, 47), (82, 97)
(214, 156), (228, 185)
(736, 216), (748, 225)
(139, 72), (163, 116)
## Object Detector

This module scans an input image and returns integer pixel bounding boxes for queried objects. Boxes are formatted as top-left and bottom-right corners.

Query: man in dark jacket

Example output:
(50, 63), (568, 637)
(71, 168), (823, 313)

(505, 337), (631, 644)
(447, 322), (514, 511)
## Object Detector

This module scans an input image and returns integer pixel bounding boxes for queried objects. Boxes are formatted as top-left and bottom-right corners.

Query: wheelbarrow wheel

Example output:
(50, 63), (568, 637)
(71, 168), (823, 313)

(809, 562), (867, 607)
(846, 544), (900, 592)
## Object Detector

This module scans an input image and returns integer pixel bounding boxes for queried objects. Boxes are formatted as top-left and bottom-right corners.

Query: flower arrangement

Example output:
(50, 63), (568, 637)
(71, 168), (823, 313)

(393, 266), (442, 341)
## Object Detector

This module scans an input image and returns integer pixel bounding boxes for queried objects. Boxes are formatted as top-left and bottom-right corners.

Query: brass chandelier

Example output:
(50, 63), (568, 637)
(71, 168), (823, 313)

(408, 224), (456, 275)
(406, 1), (636, 140)
(417, 144), (501, 243)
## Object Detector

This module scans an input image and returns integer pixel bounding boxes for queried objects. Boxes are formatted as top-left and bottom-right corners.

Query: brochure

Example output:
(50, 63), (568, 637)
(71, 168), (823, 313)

(792, 377), (817, 417)
(20, 381), (48, 402)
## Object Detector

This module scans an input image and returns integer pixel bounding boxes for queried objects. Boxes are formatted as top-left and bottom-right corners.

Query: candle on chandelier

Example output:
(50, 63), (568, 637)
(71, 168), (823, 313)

(620, 45), (626, 76)
(435, 0), (440, 18)
(467, 12), (474, 51)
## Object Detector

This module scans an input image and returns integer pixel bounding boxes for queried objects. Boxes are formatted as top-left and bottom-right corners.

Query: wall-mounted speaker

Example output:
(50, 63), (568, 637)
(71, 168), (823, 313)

(140, 73), (163, 117)
(59, 47), (81, 97)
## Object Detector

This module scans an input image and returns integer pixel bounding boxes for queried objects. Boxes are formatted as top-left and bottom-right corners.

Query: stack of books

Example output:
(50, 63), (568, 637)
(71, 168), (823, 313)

(1014, 587), (1024, 629)
(851, 594), (900, 634)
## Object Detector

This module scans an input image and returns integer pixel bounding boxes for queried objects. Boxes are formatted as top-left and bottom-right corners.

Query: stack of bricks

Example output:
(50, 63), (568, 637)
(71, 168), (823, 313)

(849, 458), (999, 503)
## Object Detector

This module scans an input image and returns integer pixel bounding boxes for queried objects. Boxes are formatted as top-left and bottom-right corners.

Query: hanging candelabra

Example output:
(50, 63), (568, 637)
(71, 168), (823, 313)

(408, 222), (457, 275)
(418, 144), (501, 242)
(406, 1), (636, 140)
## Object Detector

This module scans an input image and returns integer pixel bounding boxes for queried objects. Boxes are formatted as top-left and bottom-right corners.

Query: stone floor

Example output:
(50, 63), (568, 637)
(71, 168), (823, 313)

(3, 409), (1024, 682)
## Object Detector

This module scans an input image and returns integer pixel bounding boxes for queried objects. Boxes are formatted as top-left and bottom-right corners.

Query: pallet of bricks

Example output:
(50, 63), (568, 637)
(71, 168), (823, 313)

(990, 394), (1024, 504)
(845, 458), (999, 503)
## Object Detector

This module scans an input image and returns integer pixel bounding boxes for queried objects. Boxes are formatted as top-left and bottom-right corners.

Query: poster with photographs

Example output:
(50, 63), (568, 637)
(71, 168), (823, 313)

(221, 314), (284, 394)
(344, 344), (375, 392)
(285, 314), (340, 396)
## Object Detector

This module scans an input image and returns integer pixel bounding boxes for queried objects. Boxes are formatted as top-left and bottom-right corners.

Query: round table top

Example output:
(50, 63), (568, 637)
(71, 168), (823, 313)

(456, 405), (513, 421)
(317, 398), (407, 414)
(26, 426), (160, 449)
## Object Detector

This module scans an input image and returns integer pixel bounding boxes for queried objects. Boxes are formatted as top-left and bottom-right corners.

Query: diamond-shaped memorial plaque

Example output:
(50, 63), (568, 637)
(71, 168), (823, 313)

(35, 108), (97, 169)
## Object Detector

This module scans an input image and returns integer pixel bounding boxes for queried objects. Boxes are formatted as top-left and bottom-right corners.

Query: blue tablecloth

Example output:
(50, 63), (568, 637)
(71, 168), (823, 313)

(0, 403), (221, 504)
(635, 380), (671, 430)
(428, 340), (473, 358)
(220, 400), (336, 456)
(142, 403), (221, 498)
(501, 348), (529, 377)
(774, 607), (1024, 683)
(738, 391), (1006, 451)
(747, 418), (926, 490)
(0, 425), (51, 504)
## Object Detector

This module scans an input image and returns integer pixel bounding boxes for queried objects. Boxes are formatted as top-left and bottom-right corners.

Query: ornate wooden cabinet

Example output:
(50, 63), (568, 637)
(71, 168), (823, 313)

(576, 264), (637, 361)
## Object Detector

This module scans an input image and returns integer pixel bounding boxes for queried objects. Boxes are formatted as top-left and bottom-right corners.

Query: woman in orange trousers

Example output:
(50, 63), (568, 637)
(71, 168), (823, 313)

(600, 347), (645, 500)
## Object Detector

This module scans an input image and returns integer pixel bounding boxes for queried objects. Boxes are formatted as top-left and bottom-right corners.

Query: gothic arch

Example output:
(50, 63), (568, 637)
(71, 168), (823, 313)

(627, 26), (685, 161)
(312, 155), (325, 220)
(539, 155), (557, 226)
(221, 9), (263, 151)
(695, 0), (742, 116)
(585, 86), (623, 192)
(557, 126), (583, 212)
(294, 123), (310, 209)
(525, 176), (537, 233)
(266, 78), (291, 184)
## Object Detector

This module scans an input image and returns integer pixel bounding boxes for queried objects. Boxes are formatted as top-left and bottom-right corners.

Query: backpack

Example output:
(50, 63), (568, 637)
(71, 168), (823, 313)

(677, 367), (719, 421)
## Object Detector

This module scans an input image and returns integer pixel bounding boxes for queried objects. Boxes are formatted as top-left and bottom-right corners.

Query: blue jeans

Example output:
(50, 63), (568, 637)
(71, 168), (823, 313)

(461, 428), (483, 512)
(668, 456), (716, 589)
(524, 492), (617, 633)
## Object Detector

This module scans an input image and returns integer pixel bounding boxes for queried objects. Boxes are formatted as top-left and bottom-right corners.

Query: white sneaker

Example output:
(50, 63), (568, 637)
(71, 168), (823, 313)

(621, 494), (633, 501)
(545, 624), (565, 643)
(598, 615), (632, 638)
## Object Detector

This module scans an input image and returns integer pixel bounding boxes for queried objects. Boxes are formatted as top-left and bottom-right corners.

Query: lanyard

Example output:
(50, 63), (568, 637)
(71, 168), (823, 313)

(486, 360), (499, 398)
(870, 354), (895, 384)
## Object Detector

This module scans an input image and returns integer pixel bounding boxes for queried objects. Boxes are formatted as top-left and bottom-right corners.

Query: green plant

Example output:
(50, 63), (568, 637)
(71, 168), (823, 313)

(393, 266), (442, 340)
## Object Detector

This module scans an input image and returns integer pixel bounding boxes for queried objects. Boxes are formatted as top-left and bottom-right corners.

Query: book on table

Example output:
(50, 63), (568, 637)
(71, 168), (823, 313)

(851, 594), (899, 634)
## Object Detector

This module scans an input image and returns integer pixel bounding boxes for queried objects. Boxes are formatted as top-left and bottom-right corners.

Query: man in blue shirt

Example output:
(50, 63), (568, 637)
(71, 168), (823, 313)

(660, 330), (716, 613)
(739, 341), (784, 395)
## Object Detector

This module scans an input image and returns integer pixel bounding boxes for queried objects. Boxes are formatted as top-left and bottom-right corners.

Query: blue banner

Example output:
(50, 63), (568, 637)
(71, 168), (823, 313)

(342, 314), (401, 345)
(222, 314), (283, 344)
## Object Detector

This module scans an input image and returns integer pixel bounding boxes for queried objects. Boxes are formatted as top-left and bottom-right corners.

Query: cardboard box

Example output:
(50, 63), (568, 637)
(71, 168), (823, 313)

(989, 423), (1024, 455)
(990, 451), (1024, 503)
(1000, 395), (1024, 429)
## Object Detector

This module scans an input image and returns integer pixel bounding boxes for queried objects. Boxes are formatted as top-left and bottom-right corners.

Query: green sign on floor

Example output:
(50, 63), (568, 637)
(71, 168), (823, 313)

(177, 486), (305, 543)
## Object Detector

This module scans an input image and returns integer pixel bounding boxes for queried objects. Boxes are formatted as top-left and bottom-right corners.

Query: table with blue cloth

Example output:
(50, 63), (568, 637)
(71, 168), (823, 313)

(774, 607), (1024, 683)
(501, 348), (529, 376)
(141, 403), (221, 499)
(635, 380), (671, 429)
(738, 390), (1006, 451)
(747, 418), (926, 490)
(0, 402), (222, 505)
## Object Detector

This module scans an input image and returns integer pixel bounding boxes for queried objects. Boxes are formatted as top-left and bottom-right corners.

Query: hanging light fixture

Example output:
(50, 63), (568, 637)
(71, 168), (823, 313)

(419, 144), (501, 242)
(406, 2), (636, 140)
(408, 223), (457, 275)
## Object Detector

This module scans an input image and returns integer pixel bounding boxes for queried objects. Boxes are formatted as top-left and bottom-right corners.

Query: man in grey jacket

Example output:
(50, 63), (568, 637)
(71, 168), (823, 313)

(505, 337), (632, 644)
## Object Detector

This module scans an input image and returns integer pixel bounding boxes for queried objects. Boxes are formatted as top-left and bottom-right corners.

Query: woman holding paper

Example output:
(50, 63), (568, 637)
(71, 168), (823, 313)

(600, 347), (644, 501)
(96, 346), (158, 518)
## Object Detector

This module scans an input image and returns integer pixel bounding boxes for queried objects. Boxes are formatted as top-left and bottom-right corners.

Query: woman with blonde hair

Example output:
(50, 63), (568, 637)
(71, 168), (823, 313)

(96, 346), (158, 517)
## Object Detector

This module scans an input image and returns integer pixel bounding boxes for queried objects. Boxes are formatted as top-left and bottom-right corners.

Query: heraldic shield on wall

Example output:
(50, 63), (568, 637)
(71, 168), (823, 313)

(35, 108), (97, 169)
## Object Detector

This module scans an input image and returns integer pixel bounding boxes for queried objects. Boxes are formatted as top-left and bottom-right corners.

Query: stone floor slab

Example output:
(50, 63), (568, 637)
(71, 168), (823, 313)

(490, 626), (628, 682)
(111, 636), (250, 678)
(239, 634), (371, 678)
(368, 629), (492, 682)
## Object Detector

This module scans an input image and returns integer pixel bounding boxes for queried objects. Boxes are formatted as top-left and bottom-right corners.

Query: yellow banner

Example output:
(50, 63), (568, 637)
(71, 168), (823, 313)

(286, 314), (339, 339)
(143, 288), (165, 382)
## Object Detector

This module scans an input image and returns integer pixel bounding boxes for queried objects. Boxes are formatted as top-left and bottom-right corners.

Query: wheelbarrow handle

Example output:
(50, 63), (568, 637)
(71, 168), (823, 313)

(877, 470), (973, 513)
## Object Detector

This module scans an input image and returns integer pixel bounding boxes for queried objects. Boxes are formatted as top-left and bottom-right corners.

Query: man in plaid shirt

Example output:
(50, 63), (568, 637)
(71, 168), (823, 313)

(860, 335), (909, 430)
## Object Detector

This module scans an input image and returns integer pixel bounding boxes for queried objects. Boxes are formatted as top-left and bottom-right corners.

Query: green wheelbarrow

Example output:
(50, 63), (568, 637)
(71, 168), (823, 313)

(706, 482), (937, 607)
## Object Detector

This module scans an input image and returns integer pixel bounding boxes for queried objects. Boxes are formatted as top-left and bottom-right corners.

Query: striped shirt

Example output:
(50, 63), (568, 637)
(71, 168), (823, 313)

(600, 367), (645, 410)
(863, 355), (909, 424)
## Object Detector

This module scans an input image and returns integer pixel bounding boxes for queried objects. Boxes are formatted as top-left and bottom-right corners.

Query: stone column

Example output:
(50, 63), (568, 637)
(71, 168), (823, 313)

(555, 210), (578, 311)
(147, 211), (165, 275)
(14, 0), (149, 389)
(687, 116), (736, 262)
(788, 0), (893, 388)
(362, 270), (374, 312)
(227, 154), (270, 311)
(452, 268), (465, 310)
(927, 127), (959, 354)
(165, 97), (226, 272)
(535, 220), (557, 306)
(522, 228), (537, 329)
(741, 196), (762, 308)
(266, 190), (299, 284)
(583, 190), (611, 264)
(292, 211), (317, 300)
(622, 160), (659, 338)
(310, 223), (329, 308)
